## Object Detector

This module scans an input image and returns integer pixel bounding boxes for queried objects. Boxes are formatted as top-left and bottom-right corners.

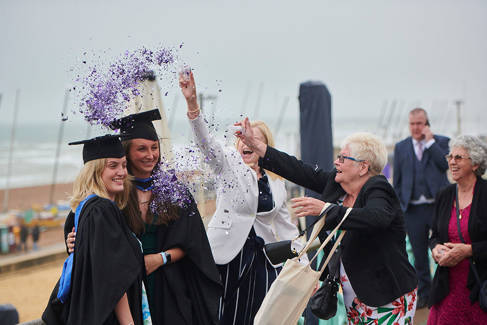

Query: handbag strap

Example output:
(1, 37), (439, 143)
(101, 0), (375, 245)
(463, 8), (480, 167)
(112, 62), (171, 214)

(296, 203), (335, 238)
(328, 236), (342, 277)
(308, 207), (352, 269)
(297, 203), (332, 259)
(319, 231), (346, 274)
(454, 186), (482, 285)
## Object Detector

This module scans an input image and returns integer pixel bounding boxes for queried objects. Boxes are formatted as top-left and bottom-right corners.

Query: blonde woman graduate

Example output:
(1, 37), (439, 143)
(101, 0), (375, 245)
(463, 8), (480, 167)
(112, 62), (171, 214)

(43, 135), (146, 325)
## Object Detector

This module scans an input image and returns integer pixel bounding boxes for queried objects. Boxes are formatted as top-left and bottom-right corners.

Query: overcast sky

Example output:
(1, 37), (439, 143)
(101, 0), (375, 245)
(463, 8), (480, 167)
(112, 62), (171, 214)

(1, 0), (486, 139)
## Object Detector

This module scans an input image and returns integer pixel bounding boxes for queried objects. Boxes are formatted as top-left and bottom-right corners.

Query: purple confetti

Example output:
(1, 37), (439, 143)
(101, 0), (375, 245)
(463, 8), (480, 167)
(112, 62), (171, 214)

(75, 45), (180, 127)
(150, 162), (191, 215)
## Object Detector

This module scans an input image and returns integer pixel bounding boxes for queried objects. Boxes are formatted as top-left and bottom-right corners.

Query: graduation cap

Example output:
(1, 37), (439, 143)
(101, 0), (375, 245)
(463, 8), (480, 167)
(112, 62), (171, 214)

(69, 134), (125, 164)
(109, 109), (161, 141)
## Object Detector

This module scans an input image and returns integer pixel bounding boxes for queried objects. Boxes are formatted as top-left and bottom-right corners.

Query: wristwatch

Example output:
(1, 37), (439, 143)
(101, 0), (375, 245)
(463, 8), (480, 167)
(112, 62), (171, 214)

(160, 251), (172, 265)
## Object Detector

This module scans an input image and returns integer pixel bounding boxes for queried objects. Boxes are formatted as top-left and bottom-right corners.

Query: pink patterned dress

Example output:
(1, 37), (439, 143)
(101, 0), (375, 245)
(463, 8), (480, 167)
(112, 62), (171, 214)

(428, 203), (487, 325)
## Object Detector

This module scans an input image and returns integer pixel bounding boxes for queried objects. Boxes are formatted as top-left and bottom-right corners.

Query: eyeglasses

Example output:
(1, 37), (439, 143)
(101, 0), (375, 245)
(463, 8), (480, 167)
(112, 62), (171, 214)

(337, 154), (365, 163)
(445, 154), (471, 162)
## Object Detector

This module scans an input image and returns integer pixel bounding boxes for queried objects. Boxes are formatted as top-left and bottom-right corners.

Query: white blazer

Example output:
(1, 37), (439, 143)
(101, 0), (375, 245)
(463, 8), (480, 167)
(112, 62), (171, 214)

(190, 114), (306, 265)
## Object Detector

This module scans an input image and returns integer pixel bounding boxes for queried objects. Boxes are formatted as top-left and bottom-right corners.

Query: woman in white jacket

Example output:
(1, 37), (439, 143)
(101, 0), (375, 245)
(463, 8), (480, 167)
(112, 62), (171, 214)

(180, 72), (306, 325)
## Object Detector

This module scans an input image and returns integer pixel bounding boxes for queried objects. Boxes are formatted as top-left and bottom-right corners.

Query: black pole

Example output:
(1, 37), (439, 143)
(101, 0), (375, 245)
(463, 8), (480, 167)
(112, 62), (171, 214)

(168, 94), (179, 131)
(85, 124), (92, 139)
(49, 90), (69, 206)
(274, 96), (289, 137)
(253, 82), (264, 119)
(240, 82), (251, 112)
(2, 89), (20, 213)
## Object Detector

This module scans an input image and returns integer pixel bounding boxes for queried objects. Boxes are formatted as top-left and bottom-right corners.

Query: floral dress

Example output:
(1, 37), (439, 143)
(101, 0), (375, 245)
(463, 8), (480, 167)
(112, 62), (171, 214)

(335, 195), (417, 324)
(341, 263), (417, 325)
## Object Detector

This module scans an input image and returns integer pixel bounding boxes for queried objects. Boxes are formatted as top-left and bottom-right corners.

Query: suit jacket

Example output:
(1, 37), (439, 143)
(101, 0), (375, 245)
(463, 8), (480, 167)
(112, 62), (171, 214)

(189, 114), (305, 265)
(428, 178), (487, 306)
(393, 135), (450, 211)
(260, 146), (417, 307)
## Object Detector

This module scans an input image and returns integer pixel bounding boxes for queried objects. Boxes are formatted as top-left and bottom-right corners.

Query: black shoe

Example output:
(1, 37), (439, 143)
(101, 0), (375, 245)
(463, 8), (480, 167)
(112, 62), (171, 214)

(417, 296), (428, 309)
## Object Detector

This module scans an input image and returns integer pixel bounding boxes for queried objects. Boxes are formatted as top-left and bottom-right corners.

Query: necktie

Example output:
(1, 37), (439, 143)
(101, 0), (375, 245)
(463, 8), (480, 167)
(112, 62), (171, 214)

(417, 142), (424, 161)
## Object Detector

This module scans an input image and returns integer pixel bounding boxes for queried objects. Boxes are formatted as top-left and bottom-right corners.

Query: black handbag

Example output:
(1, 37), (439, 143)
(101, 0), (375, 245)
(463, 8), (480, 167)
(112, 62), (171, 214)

(309, 245), (341, 319)
(263, 204), (335, 265)
(263, 240), (298, 265)
(454, 186), (487, 312)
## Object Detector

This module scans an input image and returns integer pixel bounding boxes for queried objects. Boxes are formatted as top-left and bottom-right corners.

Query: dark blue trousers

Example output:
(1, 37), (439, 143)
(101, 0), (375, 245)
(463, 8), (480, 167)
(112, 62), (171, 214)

(404, 203), (434, 299)
(217, 228), (280, 325)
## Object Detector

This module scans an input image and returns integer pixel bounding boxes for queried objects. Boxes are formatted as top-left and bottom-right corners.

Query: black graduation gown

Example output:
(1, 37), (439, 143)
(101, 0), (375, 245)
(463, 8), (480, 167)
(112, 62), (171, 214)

(148, 193), (222, 325)
(42, 197), (144, 325)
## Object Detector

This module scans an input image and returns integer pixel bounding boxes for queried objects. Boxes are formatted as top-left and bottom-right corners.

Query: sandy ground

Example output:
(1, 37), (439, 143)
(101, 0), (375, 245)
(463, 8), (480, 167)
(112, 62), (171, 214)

(0, 258), (64, 323)
(0, 227), (66, 322)
(0, 183), (73, 211)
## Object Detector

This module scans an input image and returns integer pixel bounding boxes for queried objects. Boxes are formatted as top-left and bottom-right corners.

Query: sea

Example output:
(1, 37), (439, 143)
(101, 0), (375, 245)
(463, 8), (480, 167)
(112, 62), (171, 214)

(0, 117), (300, 190)
(0, 112), (470, 190)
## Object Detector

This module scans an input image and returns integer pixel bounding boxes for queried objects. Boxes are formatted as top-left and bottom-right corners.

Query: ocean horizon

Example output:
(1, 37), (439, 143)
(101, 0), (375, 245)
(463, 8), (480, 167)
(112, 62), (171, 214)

(0, 111), (479, 190)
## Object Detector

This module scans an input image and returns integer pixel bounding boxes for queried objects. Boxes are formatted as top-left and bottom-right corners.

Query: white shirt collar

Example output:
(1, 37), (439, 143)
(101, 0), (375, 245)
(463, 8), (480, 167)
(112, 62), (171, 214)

(412, 138), (426, 146)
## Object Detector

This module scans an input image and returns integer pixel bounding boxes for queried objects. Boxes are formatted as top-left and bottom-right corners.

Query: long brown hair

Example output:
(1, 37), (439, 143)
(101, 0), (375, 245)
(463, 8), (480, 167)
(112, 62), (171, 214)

(122, 139), (179, 235)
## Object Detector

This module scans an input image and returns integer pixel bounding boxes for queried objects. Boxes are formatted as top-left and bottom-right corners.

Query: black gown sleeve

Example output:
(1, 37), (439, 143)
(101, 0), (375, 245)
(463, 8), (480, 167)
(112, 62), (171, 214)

(151, 191), (222, 325)
(63, 211), (74, 255)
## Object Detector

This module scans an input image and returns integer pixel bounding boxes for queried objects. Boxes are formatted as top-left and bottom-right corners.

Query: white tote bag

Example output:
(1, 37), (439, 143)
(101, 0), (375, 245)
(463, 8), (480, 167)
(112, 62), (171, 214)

(254, 206), (352, 325)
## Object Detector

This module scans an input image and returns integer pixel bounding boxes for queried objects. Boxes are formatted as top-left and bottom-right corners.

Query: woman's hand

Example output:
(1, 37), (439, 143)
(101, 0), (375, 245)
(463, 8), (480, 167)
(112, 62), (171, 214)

(312, 282), (320, 295)
(234, 117), (267, 157)
(291, 197), (326, 218)
(438, 242), (472, 267)
(179, 70), (199, 112)
(66, 227), (76, 254)
(144, 253), (164, 275)
(114, 293), (134, 325)
(431, 244), (450, 264)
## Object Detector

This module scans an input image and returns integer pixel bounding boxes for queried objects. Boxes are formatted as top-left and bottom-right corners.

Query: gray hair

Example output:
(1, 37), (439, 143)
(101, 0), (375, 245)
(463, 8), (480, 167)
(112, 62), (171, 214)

(341, 132), (388, 176)
(449, 135), (487, 176)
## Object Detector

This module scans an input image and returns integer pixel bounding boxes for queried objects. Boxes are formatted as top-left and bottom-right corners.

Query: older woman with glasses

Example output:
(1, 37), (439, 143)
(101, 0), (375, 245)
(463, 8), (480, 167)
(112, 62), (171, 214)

(428, 135), (487, 324)
(237, 122), (418, 324)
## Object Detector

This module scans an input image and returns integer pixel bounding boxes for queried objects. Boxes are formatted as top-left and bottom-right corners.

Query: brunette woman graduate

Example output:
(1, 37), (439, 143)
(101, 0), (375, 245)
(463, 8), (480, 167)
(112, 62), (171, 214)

(42, 135), (145, 325)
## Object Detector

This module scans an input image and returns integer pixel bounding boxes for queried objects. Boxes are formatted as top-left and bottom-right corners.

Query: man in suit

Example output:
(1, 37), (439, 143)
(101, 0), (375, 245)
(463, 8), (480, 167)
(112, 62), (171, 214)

(393, 108), (450, 308)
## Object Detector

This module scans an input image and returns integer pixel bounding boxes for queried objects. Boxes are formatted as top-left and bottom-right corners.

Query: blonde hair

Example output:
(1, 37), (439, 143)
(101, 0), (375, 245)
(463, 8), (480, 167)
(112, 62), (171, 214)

(70, 158), (131, 210)
(342, 132), (388, 176)
(236, 120), (279, 180)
